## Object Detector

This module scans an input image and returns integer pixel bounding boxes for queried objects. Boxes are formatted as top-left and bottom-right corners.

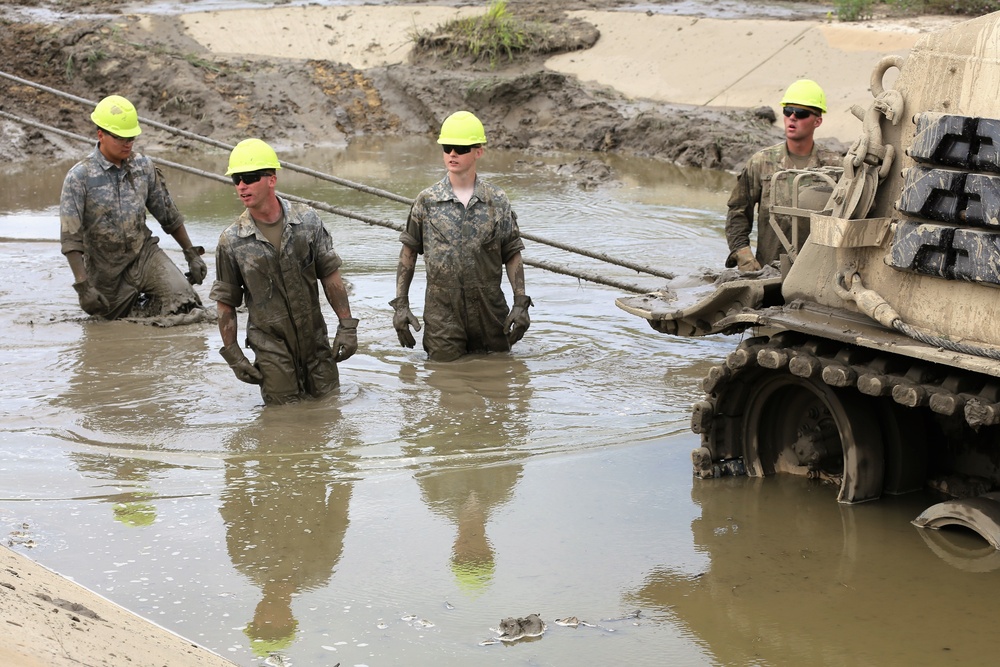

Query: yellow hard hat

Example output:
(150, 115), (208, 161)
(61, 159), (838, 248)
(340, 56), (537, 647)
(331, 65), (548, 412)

(437, 110), (487, 146)
(91, 95), (142, 138)
(781, 79), (827, 114)
(226, 138), (282, 176)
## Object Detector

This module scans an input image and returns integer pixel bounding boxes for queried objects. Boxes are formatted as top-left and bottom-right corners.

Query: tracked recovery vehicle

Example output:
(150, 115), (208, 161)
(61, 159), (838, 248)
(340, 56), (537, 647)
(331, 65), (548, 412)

(617, 11), (1000, 546)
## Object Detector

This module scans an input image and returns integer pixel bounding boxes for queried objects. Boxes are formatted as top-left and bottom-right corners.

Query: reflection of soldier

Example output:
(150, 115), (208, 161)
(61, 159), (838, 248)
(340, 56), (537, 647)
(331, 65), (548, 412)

(59, 324), (211, 526)
(72, 454), (163, 527)
(220, 404), (357, 656)
(402, 357), (531, 594)
(61, 323), (209, 434)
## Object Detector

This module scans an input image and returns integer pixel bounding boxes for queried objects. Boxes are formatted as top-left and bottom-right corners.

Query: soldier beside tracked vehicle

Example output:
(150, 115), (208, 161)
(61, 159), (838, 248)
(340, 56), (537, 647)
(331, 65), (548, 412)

(617, 11), (1000, 548)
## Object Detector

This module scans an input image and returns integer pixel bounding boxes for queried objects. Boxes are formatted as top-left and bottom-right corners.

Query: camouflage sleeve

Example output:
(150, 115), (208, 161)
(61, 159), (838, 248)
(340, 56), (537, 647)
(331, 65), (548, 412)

(209, 231), (244, 307)
(725, 160), (760, 256)
(310, 213), (343, 279)
(500, 208), (525, 263)
(59, 165), (87, 255)
(400, 196), (426, 253)
(141, 158), (185, 235)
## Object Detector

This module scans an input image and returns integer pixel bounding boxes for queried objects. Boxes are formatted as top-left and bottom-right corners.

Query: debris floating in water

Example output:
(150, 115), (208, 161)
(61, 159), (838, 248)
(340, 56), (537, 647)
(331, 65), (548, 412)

(484, 613), (546, 644)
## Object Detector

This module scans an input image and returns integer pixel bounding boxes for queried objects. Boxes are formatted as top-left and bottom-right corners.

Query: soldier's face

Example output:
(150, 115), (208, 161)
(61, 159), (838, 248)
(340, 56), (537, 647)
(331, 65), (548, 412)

(783, 106), (822, 142)
(234, 172), (274, 210)
(97, 129), (135, 165)
(442, 144), (483, 175)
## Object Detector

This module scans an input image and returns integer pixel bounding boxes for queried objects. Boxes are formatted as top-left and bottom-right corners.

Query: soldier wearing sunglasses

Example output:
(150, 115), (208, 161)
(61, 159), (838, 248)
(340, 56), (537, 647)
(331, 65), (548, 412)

(724, 79), (842, 273)
(391, 111), (531, 361)
(211, 139), (357, 405)
(60, 95), (209, 321)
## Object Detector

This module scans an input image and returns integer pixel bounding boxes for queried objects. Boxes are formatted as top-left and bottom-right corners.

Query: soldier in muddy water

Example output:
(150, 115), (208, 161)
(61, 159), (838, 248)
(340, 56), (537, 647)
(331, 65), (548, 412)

(210, 138), (358, 405)
(724, 79), (843, 273)
(60, 94), (210, 322)
(391, 110), (532, 361)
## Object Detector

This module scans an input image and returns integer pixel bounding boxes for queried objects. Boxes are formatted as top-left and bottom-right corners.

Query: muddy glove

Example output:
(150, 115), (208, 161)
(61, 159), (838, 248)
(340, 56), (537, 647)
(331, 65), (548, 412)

(389, 296), (421, 348)
(504, 295), (533, 344)
(219, 342), (263, 385)
(73, 280), (109, 316)
(735, 246), (761, 273)
(332, 317), (359, 363)
(184, 246), (208, 285)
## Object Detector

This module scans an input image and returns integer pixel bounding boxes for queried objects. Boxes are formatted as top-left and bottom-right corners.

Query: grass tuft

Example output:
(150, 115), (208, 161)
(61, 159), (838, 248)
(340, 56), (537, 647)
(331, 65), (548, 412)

(411, 1), (550, 69)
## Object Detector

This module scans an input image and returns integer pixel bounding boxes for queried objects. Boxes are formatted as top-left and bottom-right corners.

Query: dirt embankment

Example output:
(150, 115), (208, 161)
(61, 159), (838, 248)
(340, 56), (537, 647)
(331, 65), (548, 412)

(0, 0), (790, 172)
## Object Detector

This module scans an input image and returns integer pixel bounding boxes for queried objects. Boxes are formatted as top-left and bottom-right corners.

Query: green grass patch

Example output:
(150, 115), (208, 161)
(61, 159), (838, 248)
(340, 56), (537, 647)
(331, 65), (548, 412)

(411, 1), (552, 69)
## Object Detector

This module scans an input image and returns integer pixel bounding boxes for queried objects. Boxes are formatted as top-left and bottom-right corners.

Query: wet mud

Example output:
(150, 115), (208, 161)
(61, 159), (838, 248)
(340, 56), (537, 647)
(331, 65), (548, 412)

(4, 138), (1000, 665)
(0, 0), (785, 170)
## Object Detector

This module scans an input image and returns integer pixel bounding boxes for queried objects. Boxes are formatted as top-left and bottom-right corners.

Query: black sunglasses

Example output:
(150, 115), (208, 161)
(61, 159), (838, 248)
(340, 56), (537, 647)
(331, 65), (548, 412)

(783, 106), (816, 120)
(231, 171), (271, 185)
(102, 130), (135, 143)
(441, 144), (478, 155)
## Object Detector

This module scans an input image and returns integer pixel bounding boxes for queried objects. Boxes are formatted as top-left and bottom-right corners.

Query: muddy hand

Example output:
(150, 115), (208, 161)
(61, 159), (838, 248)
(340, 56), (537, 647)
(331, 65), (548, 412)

(219, 342), (263, 385)
(332, 317), (359, 362)
(184, 246), (207, 285)
(389, 296), (421, 348)
(504, 295), (533, 344)
(735, 246), (761, 273)
(72, 279), (109, 316)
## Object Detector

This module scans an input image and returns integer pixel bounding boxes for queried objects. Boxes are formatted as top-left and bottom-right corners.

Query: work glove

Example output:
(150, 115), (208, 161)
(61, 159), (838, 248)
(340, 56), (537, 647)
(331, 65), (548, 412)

(332, 317), (359, 363)
(184, 246), (208, 285)
(219, 342), (263, 385)
(735, 246), (762, 273)
(504, 295), (533, 344)
(389, 296), (421, 348)
(73, 280), (109, 316)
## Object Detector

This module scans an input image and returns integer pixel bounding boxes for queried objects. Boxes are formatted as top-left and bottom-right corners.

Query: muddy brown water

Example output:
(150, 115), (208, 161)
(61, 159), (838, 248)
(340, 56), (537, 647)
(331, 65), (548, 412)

(1, 137), (998, 666)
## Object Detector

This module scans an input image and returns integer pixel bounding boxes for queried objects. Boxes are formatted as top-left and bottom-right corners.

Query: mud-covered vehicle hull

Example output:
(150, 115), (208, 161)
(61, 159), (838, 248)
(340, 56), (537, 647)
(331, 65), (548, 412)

(618, 11), (1000, 546)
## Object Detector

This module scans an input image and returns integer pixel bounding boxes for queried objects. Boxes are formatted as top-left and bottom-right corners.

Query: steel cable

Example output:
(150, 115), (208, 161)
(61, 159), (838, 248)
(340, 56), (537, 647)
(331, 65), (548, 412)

(1, 70), (675, 282)
(0, 108), (653, 293)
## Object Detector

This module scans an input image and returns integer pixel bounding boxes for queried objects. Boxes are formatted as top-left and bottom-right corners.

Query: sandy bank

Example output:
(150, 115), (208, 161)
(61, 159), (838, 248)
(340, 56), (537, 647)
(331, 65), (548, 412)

(0, 545), (234, 666)
(171, 4), (961, 143)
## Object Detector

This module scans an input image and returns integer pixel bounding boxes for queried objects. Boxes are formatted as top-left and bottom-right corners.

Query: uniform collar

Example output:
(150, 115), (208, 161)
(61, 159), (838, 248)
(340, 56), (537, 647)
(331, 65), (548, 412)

(236, 196), (297, 239)
(429, 174), (484, 204)
(91, 145), (134, 173)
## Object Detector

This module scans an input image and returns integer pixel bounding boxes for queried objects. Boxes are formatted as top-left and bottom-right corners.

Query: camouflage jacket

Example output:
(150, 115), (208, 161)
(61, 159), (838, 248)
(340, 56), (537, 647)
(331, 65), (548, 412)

(210, 198), (342, 360)
(725, 142), (842, 266)
(60, 147), (185, 284)
(400, 175), (524, 294)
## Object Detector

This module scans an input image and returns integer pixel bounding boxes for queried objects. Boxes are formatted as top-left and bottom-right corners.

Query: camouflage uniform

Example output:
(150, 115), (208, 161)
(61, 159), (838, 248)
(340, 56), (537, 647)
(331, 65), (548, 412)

(401, 175), (524, 361)
(60, 148), (202, 319)
(210, 198), (342, 405)
(725, 142), (842, 267)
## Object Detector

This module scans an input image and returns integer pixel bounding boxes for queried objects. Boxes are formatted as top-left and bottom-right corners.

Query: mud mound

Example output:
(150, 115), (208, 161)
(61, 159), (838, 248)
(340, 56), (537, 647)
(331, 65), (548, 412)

(0, 14), (400, 160)
(0, 3), (792, 171)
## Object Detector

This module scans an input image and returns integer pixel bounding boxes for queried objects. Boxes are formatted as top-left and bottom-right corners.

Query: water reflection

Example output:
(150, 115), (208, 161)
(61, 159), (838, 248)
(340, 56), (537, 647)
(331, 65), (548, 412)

(220, 399), (358, 656)
(57, 321), (211, 441)
(402, 357), (531, 596)
(0, 135), (739, 666)
(70, 453), (165, 526)
(628, 475), (1000, 665)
